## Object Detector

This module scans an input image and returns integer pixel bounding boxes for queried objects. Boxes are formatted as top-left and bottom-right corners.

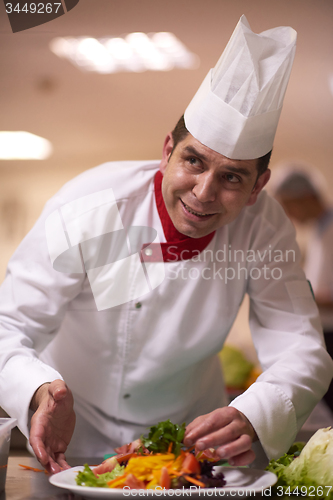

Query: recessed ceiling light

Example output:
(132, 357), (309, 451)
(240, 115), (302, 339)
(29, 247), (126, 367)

(50, 32), (199, 74)
(0, 132), (52, 160)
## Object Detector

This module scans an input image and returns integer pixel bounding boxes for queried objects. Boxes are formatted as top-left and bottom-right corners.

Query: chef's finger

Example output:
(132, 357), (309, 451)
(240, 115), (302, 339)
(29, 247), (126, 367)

(29, 436), (49, 465)
(185, 413), (220, 436)
(45, 456), (63, 474)
(212, 434), (253, 460)
(30, 439), (60, 474)
(185, 415), (207, 436)
(184, 408), (234, 444)
(55, 452), (71, 470)
(194, 416), (253, 451)
(228, 449), (256, 466)
(49, 379), (68, 402)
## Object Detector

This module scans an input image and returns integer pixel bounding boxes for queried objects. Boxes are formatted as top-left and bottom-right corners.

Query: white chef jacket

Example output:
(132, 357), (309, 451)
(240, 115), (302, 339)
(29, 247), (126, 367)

(0, 160), (332, 460)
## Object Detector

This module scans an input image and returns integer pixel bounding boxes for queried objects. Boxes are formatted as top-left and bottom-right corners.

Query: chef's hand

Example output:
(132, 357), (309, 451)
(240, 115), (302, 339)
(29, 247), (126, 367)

(29, 379), (76, 474)
(184, 407), (257, 466)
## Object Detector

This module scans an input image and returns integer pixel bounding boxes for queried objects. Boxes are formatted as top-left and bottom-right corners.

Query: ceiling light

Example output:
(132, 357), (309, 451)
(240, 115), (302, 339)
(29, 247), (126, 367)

(50, 32), (199, 74)
(105, 38), (133, 60)
(0, 132), (52, 160)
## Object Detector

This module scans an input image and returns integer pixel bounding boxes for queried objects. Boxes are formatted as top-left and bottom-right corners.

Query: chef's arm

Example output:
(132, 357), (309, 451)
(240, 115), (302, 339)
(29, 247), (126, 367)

(228, 281), (333, 461)
(0, 194), (85, 454)
(29, 379), (76, 474)
(184, 407), (257, 466)
(224, 201), (333, 460)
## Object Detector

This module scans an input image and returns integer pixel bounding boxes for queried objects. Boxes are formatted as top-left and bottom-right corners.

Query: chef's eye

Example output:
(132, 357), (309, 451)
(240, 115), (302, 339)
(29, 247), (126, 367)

(225, 174), (240, 184)
(185, 156), (203, 171)
(188, 157), (200, 166)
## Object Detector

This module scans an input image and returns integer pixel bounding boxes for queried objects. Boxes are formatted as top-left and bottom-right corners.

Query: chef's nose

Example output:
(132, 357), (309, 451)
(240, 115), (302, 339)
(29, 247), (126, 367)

(192, 172), (217, 203)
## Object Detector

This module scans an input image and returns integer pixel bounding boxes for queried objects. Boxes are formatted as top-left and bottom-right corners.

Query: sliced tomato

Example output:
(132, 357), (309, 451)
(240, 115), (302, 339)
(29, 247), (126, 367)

(124, 473), (146, 489)
(159, 466), (171, 489)
(181, 453), (201, 475)
(114, 438), (142, 454)
(93, 456), (118, 476)
(114, 443), (130, 454)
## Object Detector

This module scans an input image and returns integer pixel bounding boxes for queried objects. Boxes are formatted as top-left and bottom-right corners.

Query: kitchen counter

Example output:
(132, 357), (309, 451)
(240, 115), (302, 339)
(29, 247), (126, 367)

(1, 453), (99, 500)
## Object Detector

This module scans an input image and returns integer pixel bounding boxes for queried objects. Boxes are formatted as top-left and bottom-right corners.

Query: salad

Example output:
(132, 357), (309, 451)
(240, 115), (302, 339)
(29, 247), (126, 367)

(76, 419), (226, 490)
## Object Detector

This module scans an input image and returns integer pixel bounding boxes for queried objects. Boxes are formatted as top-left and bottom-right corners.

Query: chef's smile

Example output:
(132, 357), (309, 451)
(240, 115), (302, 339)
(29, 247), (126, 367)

(180, 198), (218, 220)
(159, 133), (270, 239)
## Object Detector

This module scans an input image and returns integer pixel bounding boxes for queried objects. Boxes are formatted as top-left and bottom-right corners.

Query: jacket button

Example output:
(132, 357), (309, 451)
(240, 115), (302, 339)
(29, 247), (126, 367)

(135, 302), (142, 309)
(123, 394), (131, 399)
(144, 248), (153, 256)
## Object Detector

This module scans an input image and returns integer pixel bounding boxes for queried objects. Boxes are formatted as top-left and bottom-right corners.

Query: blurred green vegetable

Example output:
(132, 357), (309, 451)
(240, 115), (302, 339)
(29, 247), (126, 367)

(219, 345), (254, 389)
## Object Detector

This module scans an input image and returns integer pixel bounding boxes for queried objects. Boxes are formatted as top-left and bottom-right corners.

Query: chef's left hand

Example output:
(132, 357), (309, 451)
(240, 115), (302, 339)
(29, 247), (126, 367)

(183, 407), (257, 466)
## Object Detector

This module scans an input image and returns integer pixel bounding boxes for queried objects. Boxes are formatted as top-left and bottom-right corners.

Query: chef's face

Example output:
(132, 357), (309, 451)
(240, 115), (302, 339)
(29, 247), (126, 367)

(159, 133), (271, 239)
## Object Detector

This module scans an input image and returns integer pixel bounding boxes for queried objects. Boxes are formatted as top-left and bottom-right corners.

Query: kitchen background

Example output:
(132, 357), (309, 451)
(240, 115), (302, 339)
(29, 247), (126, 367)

(0, 0), (333, 444)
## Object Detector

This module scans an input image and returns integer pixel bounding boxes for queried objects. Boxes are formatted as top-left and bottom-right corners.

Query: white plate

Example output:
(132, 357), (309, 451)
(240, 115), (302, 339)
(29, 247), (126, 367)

(49, 465), (277, 499)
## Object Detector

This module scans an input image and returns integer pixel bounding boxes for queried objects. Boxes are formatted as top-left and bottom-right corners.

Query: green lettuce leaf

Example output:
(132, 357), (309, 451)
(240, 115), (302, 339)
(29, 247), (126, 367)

(76, 463), (125, 488)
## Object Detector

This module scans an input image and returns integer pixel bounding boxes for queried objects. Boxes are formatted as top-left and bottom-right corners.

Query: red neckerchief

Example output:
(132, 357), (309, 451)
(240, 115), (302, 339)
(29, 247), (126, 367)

(141, 170), (215, 262)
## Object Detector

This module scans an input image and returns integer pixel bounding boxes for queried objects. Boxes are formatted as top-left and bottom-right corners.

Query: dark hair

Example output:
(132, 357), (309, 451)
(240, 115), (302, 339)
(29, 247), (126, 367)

(257, 150), (272, 176)
(171, 115), (189, 149)
(171, 115), (272, 176)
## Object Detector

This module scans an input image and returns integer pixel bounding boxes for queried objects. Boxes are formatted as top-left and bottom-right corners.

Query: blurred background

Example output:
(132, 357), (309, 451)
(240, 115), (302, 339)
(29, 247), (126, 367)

(0, 0), (333, 444)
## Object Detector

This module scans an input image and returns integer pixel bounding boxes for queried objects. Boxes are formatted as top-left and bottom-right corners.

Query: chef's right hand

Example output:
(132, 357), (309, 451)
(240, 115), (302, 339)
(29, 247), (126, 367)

(29, 379), (76, 474)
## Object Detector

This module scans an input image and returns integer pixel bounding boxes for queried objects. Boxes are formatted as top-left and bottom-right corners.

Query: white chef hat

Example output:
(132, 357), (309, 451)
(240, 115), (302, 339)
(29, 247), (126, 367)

(184, 15), (297, 160)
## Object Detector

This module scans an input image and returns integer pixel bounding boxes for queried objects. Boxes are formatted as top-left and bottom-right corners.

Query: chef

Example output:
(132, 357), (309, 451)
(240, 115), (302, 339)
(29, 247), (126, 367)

(0, 16), (332, 474)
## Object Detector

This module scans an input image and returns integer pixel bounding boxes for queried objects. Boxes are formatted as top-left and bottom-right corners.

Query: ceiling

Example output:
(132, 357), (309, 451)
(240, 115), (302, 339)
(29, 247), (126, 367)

(0, 0), (333, 191)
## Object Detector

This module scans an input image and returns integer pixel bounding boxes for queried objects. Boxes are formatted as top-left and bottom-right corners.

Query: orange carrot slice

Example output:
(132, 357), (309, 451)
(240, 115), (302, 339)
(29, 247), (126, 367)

(183, 475), (205, 488)
(18, 464), (46, 473)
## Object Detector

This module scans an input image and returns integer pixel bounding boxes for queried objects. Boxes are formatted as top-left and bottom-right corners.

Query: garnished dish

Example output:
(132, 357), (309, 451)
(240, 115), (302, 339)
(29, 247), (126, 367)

(49, 419), (278, 497)
(75, 420), (226, 490)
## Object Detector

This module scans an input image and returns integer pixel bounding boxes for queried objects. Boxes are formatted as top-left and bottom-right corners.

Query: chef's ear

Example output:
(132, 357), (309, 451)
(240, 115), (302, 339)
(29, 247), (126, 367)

(159, 133), (174, 174)
(246, 169), (271, 206)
